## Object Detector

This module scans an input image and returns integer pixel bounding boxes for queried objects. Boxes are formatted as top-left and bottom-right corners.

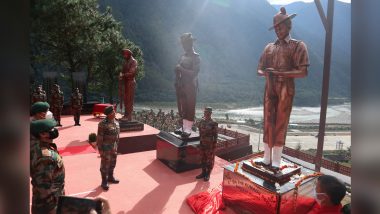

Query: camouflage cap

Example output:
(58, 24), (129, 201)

(104, 106), (114, 115)
(30, 119), (57, 136)
(31, 102), (50, 115)
(204, 107), (212, 112)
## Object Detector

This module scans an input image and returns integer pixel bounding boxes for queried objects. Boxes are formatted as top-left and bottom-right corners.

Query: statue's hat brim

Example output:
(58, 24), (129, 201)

(268, 13), (296, 31)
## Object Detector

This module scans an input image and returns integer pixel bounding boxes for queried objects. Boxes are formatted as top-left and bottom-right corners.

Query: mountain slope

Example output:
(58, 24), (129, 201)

(99, 0), (350, 106)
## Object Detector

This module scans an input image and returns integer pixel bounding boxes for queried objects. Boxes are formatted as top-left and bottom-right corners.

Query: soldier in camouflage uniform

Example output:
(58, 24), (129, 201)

(30, 119), (64, 213)
(71, 88), (83, 126)
(196, 107), (218, 181)
(97, 106), (120, 190)
(50, 84), (64, 126)
(31, 84), (47, 104)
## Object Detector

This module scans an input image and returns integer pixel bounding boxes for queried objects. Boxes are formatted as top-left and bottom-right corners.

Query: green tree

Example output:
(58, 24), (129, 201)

(31, 0), (144, 102)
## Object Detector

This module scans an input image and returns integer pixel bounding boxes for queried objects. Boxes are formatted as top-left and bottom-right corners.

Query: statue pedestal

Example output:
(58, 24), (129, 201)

(156, 131), (201, 173)
(222, 158), (316, 214)
(118, 119), (144, 132)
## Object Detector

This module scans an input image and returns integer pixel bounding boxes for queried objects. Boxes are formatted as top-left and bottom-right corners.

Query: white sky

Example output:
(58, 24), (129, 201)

(267, 0), (351, 5)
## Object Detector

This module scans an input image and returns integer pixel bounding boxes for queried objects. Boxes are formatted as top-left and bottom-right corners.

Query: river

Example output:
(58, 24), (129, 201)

(133, 102), (351, 124)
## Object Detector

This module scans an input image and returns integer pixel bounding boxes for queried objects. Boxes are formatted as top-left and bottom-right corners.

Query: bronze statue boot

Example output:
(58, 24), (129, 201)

(101, 173), (109, 190)
(56, 122), (63, 127)
(107, 171), (120, 184)
(196, 168), (206, 179)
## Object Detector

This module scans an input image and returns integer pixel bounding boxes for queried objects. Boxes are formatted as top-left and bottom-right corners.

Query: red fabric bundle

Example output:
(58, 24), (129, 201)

(187, 185), (225, 214)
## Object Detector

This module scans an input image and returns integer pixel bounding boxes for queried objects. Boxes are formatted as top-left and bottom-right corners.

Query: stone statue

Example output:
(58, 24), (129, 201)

(31, 85), (47, 104)
(118, 49), (137, 121)
(71, 88), (83, 126)
(256, 7), (309, 171)
(174, 33), (200, 137)
(50, 84), (64, 126)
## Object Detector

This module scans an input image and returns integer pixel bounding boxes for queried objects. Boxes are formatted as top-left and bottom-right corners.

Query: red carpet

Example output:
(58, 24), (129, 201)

(58, 144), (96, 156)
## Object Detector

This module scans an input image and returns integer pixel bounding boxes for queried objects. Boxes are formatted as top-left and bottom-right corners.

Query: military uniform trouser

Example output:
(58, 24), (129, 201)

(32, 187), (64, 214)
(51, 108), (62, 122)
(200, 145), (216, 172)
(73, 110), (81, 124)
(100, 150), (118, 175)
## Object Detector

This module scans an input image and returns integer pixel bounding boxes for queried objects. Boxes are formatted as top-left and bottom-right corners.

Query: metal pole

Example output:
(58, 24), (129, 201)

(315, 0), (334, 172)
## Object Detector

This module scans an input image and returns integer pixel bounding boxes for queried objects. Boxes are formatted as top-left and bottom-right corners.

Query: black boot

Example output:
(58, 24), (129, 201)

(108, 171), (120, 184)
(101, 173), (109, 190)
(174, 128), (182, 135)
(196, 168), (206, 179)
(204, 169), (210, 181)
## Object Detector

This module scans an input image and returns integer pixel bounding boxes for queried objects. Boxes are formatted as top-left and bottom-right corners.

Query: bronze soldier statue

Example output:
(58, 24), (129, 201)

(50, 84), (64, 126)
(256, 7), (309, 171)
(71, 88), (83, 126)
(30, 119), (64, 213)
(97, 106), (120, 190)
(196, 107), (218, 181)
(174, 33), (200, 137)
(31, 84), (47, 104)
(118, 49), (137, 121)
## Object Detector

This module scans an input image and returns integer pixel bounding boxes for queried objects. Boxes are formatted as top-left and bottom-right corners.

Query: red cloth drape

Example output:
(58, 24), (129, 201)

(187, 185), (225, 214)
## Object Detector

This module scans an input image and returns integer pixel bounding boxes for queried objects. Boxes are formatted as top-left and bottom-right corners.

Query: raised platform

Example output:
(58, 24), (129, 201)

(117, 123), (159, 154)
(156, 129), (252, 173)
(241, 158), (301, 184)
(156, 131), (201, 173)
(118, 120), (144, 132)
(55, 115), (159, 155)
(222, 158), (317, 214)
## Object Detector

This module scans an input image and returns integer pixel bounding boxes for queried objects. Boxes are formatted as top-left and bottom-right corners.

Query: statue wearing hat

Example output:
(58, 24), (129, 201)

(31, 84), (47, 104)
(50, 84), (64, 126)
(30, 119), (64, 213)
(174, 32), (201, 137)
(196, 107), (218, 181)
(118, 48), (137, 121)
(256, 7), (309, 171)
(71, 88), (83, 126)
(96, 106), (120, 190)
